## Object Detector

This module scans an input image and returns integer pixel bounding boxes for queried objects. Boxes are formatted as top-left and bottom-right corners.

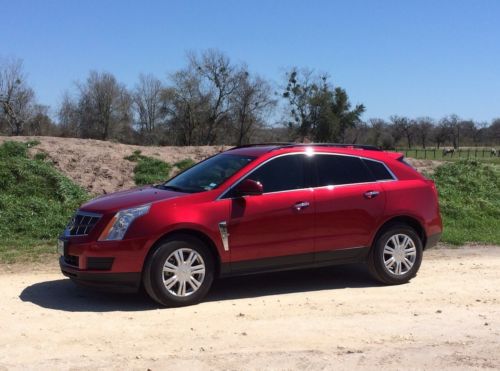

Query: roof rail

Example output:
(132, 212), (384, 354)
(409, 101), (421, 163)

(283, 143), (382, 151)
(231, 142), (381, 151)
(230, 142), (295, 149)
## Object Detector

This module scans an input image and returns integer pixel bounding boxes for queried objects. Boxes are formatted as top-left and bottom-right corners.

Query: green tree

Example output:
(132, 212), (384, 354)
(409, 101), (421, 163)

(283, 69), (364, 142)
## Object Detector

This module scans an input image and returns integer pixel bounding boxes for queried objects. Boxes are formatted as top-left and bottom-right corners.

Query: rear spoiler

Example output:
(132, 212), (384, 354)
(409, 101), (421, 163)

(387, 152), (405, 160)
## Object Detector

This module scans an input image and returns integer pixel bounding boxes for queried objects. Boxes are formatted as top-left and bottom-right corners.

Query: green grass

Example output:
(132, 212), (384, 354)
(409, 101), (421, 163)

(431, 160), (500, 245)
(124, 150), (172, 186)
(0, 141), (89, 263)
(174, 158), (195, 172)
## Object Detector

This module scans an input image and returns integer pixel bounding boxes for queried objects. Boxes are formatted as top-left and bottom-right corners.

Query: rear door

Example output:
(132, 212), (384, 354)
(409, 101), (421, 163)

(312, 154), (388, 260)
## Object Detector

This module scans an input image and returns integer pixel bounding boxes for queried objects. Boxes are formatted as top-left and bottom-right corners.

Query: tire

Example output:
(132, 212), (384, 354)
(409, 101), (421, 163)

(142, 235), (215, 307)
(368, 223), (423, 285)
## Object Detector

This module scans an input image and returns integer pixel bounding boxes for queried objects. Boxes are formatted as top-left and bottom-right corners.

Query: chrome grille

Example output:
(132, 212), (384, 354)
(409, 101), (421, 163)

(65, 211), (102, 236)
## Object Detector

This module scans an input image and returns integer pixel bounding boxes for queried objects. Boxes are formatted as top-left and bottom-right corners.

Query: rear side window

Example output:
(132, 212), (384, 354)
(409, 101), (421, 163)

(362, 159), (394, 181)
(315, 155), (372, 186)
(245, 154), (307, 193)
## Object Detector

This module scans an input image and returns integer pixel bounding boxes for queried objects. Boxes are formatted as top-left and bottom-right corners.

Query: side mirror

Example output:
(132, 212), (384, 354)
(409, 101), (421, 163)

(233, 179), (263, 197)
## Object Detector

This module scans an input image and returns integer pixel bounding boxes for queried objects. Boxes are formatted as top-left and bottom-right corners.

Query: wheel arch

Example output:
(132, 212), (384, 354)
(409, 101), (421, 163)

(142, 228), (222, 278)
(372, 215), (427, 249)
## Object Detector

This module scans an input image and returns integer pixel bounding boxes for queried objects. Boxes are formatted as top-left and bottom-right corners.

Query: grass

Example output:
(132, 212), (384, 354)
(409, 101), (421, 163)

(0, 141), (89, 263)
(174, 158), (195, 172)
(124, 150), (172, 186)
(431, 160), (500, 245)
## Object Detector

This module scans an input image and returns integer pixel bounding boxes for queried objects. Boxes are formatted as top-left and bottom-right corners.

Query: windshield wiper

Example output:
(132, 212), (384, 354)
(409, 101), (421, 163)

(154, 184), (188, 192)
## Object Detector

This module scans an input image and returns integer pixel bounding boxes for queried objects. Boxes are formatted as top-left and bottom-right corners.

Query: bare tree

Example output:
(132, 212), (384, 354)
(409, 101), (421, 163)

(439, 115), (465, 148)
(60, 71), (132, 140)
(0, 58), (35, 135)
(27, 104), (54, 135)
(133, 74), (164, 136)
(416, 117), (434, 148)
(167, 70), (208, 145)
(188, 49), (240, 144)
(58, 92), (80, 137)
(390, 116), (416, 148)
(229, 70), (276, 145)
(367, 118), (387, 146)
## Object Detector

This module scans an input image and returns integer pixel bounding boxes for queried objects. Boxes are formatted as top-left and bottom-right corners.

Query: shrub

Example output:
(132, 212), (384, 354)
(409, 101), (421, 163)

(0, 141), (89, 262)
(432, 160), (500, 245)
(124, 150), (172, 185)
(174, 158), (196, 172)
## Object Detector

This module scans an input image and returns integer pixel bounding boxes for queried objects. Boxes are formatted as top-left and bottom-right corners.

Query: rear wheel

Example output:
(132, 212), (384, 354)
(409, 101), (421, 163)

(143, 235), (215, 307)
(368, 224), (423, 285)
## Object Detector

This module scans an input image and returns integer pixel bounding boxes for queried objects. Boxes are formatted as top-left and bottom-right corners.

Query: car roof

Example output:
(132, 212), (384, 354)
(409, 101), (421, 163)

(226, 143), (401, 162)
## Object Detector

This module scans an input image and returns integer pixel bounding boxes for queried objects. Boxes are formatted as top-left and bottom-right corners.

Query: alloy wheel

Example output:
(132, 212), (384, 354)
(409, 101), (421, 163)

(383, 233), (417, 275)
(162, 248), (206, 297)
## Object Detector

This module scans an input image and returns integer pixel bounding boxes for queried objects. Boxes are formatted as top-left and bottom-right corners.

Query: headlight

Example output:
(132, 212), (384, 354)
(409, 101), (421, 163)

(98, 204), (151, 241)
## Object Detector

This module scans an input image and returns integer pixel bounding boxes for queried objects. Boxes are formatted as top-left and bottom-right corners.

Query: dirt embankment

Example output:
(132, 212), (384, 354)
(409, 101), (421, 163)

(0, 246), (498, 370)
(0, 136), (227, 195)
(0, 136), (441, 195)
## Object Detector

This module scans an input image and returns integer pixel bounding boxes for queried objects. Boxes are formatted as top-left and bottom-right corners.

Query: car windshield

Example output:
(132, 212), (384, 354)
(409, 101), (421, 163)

(158, 154), (256, 193)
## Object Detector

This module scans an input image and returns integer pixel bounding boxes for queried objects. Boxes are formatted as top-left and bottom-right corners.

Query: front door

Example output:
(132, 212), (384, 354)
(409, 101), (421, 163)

(223, 154), (316, 272)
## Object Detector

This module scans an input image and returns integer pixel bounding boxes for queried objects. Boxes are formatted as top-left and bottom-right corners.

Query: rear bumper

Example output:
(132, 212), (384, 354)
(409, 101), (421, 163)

(60, 257), (141, 292)
(425, 232), (442, 249)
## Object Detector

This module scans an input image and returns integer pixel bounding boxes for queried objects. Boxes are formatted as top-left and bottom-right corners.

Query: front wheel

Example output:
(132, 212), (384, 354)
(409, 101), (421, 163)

(368, 224), (423, 285)
(143, 235), (215, 307)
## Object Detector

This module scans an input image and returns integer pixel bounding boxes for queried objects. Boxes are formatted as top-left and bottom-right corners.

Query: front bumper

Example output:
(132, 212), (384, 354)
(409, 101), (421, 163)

(58, 236), (152, 292)
(60, 257), (141, 292)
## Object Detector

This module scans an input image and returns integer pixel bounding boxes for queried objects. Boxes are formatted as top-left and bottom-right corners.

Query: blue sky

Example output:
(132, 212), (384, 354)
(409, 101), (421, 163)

(1, 0), (499, 122)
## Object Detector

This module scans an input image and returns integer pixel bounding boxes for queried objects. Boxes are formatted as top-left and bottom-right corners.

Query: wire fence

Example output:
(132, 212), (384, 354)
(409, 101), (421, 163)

(397, 148), (500, 161)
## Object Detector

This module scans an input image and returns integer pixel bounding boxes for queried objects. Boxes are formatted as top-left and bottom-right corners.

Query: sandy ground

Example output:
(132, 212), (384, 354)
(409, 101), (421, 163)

(0, 136), (440, 195)
(0, 246), (498, 370)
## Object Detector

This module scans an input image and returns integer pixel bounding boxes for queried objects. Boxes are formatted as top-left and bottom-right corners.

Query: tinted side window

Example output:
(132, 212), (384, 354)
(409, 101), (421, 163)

(362, 159), (394, 181)
(316, 155), (372, 186)
(245, 155), (306, 193)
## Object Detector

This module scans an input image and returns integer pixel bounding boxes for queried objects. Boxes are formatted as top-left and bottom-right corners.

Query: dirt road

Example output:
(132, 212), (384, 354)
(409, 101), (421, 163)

(1, 246), (499, 370)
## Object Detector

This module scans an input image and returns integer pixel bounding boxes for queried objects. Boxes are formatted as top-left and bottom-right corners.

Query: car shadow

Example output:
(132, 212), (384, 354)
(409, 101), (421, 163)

(207, 263), (377, 301)
(20, 263), (379, 312)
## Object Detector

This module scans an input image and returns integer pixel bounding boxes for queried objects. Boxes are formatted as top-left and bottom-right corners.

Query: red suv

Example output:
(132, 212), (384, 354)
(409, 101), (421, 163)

(59, 144), (442, 306)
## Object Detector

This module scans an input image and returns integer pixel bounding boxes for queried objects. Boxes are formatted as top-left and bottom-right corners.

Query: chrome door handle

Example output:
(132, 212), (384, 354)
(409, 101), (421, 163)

(293, 201), (310, 210)
(364, 190), (379, 199)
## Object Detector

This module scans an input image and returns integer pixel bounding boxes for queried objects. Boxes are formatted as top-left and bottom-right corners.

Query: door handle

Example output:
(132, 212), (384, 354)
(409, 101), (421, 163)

(293, 201), (310, 211)
(364, 190), (379, 199)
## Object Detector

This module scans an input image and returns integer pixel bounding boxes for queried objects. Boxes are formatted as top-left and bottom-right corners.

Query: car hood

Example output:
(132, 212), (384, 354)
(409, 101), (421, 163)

(80, 186), (184, 213)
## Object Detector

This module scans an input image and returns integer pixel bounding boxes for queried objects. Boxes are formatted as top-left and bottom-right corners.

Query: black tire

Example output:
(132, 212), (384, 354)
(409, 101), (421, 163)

(142, 235), (215, 307)
(368, 223), (423, 285)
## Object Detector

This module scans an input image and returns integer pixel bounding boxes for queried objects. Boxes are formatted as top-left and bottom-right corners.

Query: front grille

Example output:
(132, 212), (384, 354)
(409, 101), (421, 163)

(66, 211), (102, 236)
(64, 255), (79, 267)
